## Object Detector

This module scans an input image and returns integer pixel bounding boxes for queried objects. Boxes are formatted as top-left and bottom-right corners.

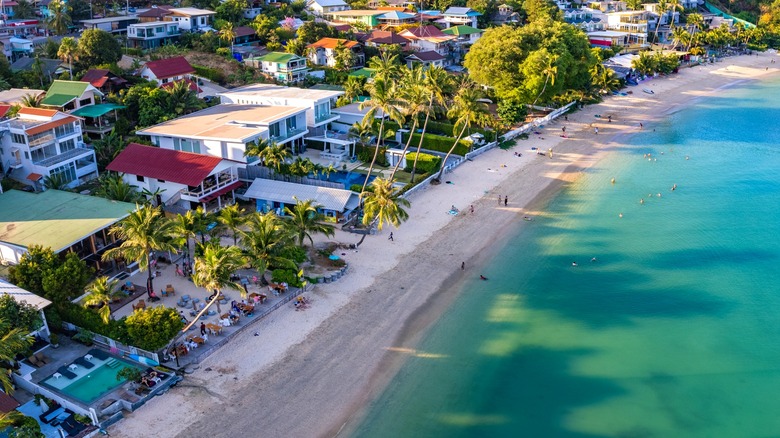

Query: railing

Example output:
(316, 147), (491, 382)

(271, 128), (307, 143)
(28, 133), (54, 148)
(83, 122), (115, 133)
(34, 145), (93, 168)
(182, 175), (238, 198)
(315, 112), (337, 124)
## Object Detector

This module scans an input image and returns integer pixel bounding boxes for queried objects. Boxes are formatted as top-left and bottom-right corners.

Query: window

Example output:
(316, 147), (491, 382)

(174, 138), (200, 154)
(162, 78), (169, 84)
(54, 123), (75, 138)
(24, 151), (29, 159)
(158, 179), (166, 183)
(50, 162), (76, 185)
(286, 117), (297, 132)
(79, 98), (92, 107)
(269, 122), (280, 138)
(59, 138), (75, 153)
(11, 133), (25, 144)
(136, 175), (144, 182)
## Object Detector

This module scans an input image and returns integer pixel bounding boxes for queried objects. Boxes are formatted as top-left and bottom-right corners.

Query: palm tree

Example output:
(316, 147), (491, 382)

(241, 211), (297, 284)
(652, 0), (669, 45)
(435, 85), (490, 182)
(102, 206), (177, 295)
(0, 78), (10, 92)
(532, 52), (559, 105)
(172, 210), (198, 264)
(590, 63), (621, 94)
(191, 206), (216, 245)
(0, 322), (32, 394)
(217, 203), (246, 245)
(220, 22), (236, 55)
(43, 173), (69, 190)
(358, 76), (404, 193)
(96, 173), (142, 202)
(391, 65), (427, 179)
(258, 143), (291, 174)
(140, 187), (167, 206)
(368, 51), (402, 83)
(686, 13), (704, 51)
(166, 80), (201, 115)
(411, 66), (451, 183)
(19, 93), (42, 108)
(362, 178), (409, 231)
(47, 0), (72, 36)
(191, 242), (246, 315)
(244, 137), (272, 162)
(670, 26), (690, 50)
(57, 36), (78, 80)
(284, 198), (336, 247)
(91, 129), (123, 171)
(343, 75), (365, 103)
(82, 277), (122, 324)
(665, 0), (684, 44)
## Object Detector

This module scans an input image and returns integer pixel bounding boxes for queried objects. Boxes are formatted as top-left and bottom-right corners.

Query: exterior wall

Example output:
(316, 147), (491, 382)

(0, 241), (26, 265)
(139, 66), (190, 86)
(128, 23), (180, 49)
(219, 94), (338, 128)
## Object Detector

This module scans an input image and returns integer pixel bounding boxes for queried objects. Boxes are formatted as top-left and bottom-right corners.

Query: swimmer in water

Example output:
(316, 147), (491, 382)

(619, 213), (624, 218)
(572, 262), (578, 267)
(640, 198), (644, 204)
(657, 193), (662, 197)
(672, 184), (677, 191)
(480, 275), (488, 281)
(686, 156), (690, 160)
(591, 257), (597, 262)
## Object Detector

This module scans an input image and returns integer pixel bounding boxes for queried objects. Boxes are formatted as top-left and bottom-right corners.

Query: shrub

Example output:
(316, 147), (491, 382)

(279, 245), (307, 264)
(72, 329), (94, 346)
(400, 132), (470, 156)
(116, 367), (142, 383)
(124, 47), (143, 57)
(424, 120), (496, 142)
(404, 152), (441, 174)
(271, 269), (303, 287)
(193, 65), (226, 84)
(357, 146), (388, 166)
(125, 307), (183, 351)
(10, 415), (43, 438)
(0, 295), (41, 336)
(216, 47), (231, 57)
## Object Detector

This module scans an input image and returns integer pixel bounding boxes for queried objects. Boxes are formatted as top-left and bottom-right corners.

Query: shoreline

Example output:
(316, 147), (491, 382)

(110, 53), (779, 438)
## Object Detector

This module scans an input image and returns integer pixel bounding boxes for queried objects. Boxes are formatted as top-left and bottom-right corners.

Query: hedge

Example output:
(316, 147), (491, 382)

(401, 132), (470, 156)
(193, 64), (226, 84)
(423, 120), (496, 142)
(404, 152), (441, 174)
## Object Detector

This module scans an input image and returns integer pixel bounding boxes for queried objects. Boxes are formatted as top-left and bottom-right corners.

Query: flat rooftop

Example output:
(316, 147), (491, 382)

(0, 190), (136, 253)
(137, 104), (306, 142)
(220, 84), (343, 101)
(0, 88), (45, 105)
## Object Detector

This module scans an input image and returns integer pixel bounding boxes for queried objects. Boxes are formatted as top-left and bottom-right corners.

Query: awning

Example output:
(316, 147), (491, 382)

(27, 173), (43, 181)
(70, 103), (126, 118)
(200, 181), (243, 203)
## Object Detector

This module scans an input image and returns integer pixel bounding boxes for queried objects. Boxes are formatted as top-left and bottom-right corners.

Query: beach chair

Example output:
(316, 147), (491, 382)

(57, 366), (77, 379)
(34, 352), (52, 364)
(74, 357), (94, 369)
(40, 407), (66, 424)
(27, 355), (43, 367)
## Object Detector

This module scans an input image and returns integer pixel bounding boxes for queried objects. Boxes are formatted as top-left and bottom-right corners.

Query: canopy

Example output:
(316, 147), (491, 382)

(70, 103), (126, 118)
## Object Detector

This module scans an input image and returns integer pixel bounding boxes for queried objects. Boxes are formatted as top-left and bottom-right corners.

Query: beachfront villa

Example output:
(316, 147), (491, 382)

(135, 104), (309, 162)
(0, 107), (98, 190)
(0, 189), (136, 272)
(107, 143), (241, 212)
(244, 178), (359, 221)
(398, 26), (456, 60)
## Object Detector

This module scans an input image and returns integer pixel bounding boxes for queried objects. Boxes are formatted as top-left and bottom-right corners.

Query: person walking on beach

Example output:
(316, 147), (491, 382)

(504, 196), (508, 206)
(639, 122), (643, 130)
(388, 232), (393, 241)
(594, 127), (599, 135)
(461, 262), (465, 270)
(200, 322), (207, 336)
(470, 205), (474, 214)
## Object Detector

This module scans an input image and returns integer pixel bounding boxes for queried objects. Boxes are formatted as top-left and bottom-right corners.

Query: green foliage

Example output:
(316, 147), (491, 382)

(8, 246), (92, 305)
(72, 414), (91, 425)
(124, 47), (143, 57)
(216, 47), (231, 57)
(71, 329), (94, 345)
(125, 307), (183, 351)
(424, 120), (496, 142)
(271, 269), (302, 287)
(279, 245), (308, 264)
(401, 132), (471, 156)
(295, 21), (338, 44)
(497, 95), (528, 124)
(9, 415), (43, 438)
(404, 152), (441, 173)
(215, 0), (248, 22)
(631, 51), (681, 75)
(115, 366), (142, 382)
(96, 172), (142, 203)
(357, 147), (389, 166)
(0, 295), (41, 336)
(57, 302), (127, 340)
(193, 65), (227, 84)
(77, 29), (122, 68)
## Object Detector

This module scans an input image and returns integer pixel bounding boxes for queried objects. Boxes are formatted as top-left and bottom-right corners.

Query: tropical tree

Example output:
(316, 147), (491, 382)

(343, 75), (366, 103)
(368, 51), (402, 82)
(91, 130), (124, 170)
(76, 29), (122, 67)
(191, 206), (216, 246)
(140, 187), (167, 206)
(435, 85), (490, 182)
(19, 92), (42, 108)
(96, 173), (142, 202)
(590, 62), (621, 94)
(410, 66), (451, 184)
(82, 277), (122, 324)
(361, 178), (409, 231)
(284, 198), (335, 247)
(13, 0), (35, 18)
(653, 0), (669, 44)
(217, 203), (246, 245)
(241, 211), (297, 283)
(391, 65), (427, 179)
(531, 51), (559, 105)
(333, 41), (357, 72)
(172, 210), (198, 264)
(244, 137), (272, 161)
(191, 242), (246, 314)
(220, 21), (236, 55)
(625, 0), (642, 10)
(0, 322), (32, 394)
(665, 0), (684, 42)
(102, 206), (177, 295)
(358, 76), (404, 193)
(43, 173), (69, 190)
(686, 12), (704, 51)
(165, 80), (201, 116)
(0, 78), (10, 92)
(47, 0), (72, 36)
(57, 37), (78, 80)
(670, 26), (690, 50)
(258, 143), (291, 173)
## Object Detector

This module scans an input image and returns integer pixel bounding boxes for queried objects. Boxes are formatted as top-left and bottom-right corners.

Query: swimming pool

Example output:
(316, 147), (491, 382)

(324, 171), (375, 190)
(41, 350), (144, 404)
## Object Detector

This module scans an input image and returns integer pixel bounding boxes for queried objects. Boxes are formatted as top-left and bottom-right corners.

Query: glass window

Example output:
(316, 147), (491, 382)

(11, 133), (25, 144)
(286, 117), (297, 131)
(54, 123), (75, 138)
(269, 122), (280, 138)
(59, 138), (75, 153)
(50, 162), (76, 184)
(136, 175), (144, 182)
(156, 27), (163, 33)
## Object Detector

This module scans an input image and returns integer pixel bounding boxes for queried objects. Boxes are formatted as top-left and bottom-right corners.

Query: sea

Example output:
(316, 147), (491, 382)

(352, 75), (780, 437)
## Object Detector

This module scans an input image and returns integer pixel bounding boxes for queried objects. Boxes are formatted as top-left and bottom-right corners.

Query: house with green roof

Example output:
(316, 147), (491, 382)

(0, 190), (136, 273)
(40, 80), (103, 112)
(251, 52), (309, 84)
(442, 25), (483, 44)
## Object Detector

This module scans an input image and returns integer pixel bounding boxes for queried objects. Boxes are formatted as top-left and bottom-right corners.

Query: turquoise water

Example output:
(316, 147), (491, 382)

(354, 77), (780, 437)
(43, 359), (141, 404)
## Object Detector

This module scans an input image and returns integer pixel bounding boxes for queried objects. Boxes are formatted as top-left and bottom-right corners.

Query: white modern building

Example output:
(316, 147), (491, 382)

(307, 0), (350, 16)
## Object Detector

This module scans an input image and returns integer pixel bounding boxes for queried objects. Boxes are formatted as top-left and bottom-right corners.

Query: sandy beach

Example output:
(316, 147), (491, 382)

(110, 53), (778, 438)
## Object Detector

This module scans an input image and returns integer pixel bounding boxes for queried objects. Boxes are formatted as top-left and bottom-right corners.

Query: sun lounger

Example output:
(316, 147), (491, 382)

(74, 357), (94, 369)
(60, 416), (86, 436)
(27, 355), (43, 367)
(50, 410), (71, 426)
(90, 349), (109, 360)
(40, 406), (65, 424)
(34, 352), (52, 364)
(38, 402), (61, 422)
(56, 366), (77, 380)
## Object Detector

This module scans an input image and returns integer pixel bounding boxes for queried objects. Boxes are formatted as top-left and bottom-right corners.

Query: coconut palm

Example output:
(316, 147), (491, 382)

(43, 173), (69, 190)
(435, 85), (490, 182)
(361, 177), (409, 231)
(686, 12), (705, 51)
(172, 210), (198, 263)
(343, 76), (365, 103)
(91, 129), (123, 170)
(191, 242), (246, 316)
(47, 0), (72, 36)
(670, 26), (690, 50)
(666, 0), (684, 39)
(284, 198), (335, 247)
(166, 80), (201, 115)
(391, 65), (428, 179)
(244, 137), (272, 161)
(652, 0), (669, 45)
(241, 211), (297, 284)
(96, 173), (142, 202)
(191, 206), (216, 246)
(411, 66), (451, 183)
(19, 93), (42, 108)
(140, 187), (167, 206)
(82, 277), (122, 324)
(258, 143), (291, 173)
(532, 52), (559, 105)
(57, 37), (78, 80)
(217, 203), (246, 245)
(102, 206), (177, 295)
(0, 322), (32, 394)
(358, 76), (404, 193)
(220, 22), (236, 55)
(368, 51), (402, 83)
(590, 63), (621, 94)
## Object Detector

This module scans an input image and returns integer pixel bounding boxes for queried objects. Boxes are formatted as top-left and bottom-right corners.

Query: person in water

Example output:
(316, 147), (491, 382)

(480, 275), (488, 280)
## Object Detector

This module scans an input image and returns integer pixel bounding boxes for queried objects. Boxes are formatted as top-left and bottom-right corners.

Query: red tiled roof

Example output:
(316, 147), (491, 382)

(81, 69), (110, 88)
(308, 37), (359, 50)
(0, 104), (10, 118)
(0, 391), (19, 414)
(26, 116), (79, 136)
(160, 78), (202, 93)
(17, 107), (58, 117)
(107, 143), (223, 187)
(367, 30), (410, 45)
(27, 172), (43, 181)
(143, 56), (195, 80)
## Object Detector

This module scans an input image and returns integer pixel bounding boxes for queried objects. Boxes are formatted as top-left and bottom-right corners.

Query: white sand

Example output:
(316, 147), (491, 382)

(110, 53), (778, 438)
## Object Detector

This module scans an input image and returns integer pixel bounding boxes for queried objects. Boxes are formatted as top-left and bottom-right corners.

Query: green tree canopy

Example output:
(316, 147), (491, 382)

(76, 29), (122, 69)
(124, 307), (183, 351)
(0, 295), (41, 336)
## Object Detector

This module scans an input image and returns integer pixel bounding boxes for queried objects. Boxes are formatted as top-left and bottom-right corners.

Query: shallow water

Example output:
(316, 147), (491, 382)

(353, 77), (780, 437)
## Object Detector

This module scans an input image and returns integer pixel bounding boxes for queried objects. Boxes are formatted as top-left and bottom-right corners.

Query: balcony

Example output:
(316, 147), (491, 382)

(34, 144), (93, 168)
(279, 63), (308, 73)
(83, 121), (115, 134)
(183, 172), (239, 198)
(28, 133), (55, 148)
(314, 112), (338, 125)
(271, 128), (307, 144)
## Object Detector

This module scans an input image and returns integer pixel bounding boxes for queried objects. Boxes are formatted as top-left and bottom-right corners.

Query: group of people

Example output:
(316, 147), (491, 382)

(294, 296), (310, 310)
(175, 261), (193, 277)
(140, 371), (162, 388)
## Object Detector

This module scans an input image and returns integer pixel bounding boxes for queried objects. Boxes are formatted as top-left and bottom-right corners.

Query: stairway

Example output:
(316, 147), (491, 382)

(105, 358), (121, 369)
